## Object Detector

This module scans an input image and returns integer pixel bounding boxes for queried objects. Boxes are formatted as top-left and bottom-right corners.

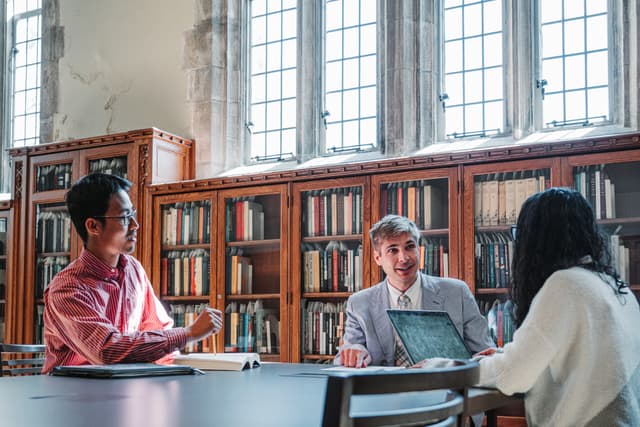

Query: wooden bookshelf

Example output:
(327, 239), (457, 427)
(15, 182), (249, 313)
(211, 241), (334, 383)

(7, 128), (194, 344)
(0, 204), (10, 343)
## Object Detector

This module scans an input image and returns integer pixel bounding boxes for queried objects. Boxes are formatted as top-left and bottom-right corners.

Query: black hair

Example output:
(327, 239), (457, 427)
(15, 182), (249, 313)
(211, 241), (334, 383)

(510, 187), (627, 327)
(65, 173), (132, 244)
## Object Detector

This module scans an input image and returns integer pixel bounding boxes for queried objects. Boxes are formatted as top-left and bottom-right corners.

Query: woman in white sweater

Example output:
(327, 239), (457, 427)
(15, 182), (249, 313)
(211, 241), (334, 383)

(476, 188), (640, 426)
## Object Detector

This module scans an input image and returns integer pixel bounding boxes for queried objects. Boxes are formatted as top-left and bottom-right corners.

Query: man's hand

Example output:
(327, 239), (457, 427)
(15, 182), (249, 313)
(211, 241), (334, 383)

(471, 347), (502, 360)
(338, 344), (371, 368)
(185, 307), (223, 342)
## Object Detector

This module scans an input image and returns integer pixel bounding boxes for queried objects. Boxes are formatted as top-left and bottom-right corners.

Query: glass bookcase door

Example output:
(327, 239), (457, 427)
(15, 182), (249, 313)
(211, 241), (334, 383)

(219, 186), (287, 361)
(371, 168), (459, 284)
(35, 162), (73, 193)
(566, 153), (640, 298)
(379, 178), (450, 278)
(157, 197), (213, 353)
(88, 156), (128, 179)
(299, 185), (365, 362)
(290, 177), (369, 363)
(464, 159), (560, 348)
(0, 215), (7, 341)
(34, 202), (71, 343)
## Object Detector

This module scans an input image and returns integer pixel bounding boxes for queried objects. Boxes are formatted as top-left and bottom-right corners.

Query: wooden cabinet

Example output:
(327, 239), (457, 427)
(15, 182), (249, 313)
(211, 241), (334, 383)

(151, 192), (216, 353)
(217, 184), (288, 361)
(0, 201), (11, 342)
(562, 149), (640, 296)
(462, 157), (561, 346)
(290, 177), (370, 363)
(7, 128), (193, 343)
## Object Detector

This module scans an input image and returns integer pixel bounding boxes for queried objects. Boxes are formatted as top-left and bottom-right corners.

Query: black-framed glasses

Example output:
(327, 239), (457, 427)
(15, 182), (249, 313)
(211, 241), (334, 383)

(94, 209), (137, 227)
(510, 224), (517, 240)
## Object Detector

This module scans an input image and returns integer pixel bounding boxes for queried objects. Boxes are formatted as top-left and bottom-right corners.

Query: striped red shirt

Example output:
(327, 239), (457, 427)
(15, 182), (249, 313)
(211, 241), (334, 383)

(43, 249), (187, 373)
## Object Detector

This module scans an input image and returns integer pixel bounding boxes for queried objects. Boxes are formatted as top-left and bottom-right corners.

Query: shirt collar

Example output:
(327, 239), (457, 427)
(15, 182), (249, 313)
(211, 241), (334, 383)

(387, 275), (421, 309)
(79, 249), (128, 280)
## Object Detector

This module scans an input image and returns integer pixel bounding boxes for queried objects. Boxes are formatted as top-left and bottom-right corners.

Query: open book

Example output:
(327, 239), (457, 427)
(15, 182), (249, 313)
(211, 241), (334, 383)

(172, 352), (261, 371)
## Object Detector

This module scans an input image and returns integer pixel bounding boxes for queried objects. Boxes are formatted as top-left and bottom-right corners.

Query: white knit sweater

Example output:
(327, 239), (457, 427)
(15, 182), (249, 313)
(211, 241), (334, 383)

(478, 267), (640, 426)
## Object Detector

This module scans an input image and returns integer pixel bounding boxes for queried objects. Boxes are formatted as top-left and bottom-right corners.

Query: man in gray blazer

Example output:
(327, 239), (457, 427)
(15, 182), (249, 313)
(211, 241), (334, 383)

(336, 214), (494, 368)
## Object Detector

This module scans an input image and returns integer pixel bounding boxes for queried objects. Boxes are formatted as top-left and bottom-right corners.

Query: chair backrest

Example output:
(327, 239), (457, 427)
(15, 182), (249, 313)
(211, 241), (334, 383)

(322, 361), (480, 427)
(0, 343), (46, 377)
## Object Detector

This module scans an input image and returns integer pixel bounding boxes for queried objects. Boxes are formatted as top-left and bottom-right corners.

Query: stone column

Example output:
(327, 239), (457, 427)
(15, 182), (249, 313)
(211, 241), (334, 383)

(380, 0), (436, 156)
(185, 0), (246, 178)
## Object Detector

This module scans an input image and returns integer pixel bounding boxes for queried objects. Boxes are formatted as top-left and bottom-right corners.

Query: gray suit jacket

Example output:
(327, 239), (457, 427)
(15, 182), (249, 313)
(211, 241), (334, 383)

(336, 273), (494, 366)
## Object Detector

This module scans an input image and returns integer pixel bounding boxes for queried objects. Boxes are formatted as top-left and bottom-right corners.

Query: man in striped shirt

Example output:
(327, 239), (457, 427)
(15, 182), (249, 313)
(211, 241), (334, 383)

(42, 173), (222, 373)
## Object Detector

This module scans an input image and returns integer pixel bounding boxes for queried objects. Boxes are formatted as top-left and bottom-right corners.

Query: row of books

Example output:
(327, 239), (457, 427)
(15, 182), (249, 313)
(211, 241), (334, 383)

(160, 249), (211, 297)
(161, 201), (212, 246)
(574, 165), (616, 220)
(419, 239), (449, 278)
(168, 303), (213, 353)
(226, 198), (265, 242)
(0, 218), (6, 256)
(226, 254), (253, 295)
(35, 256), (69, 298)
(35, 304), (44, 344)
(36, 211), (71, 254)
(302, 187), (363, 237)
(478, 298), (515, 347)
(474, 170), (550, 226)
(380, 181), (447, 230)
(89, 157), (128, 179)
(474, 232), (514, 289)
(301, 242), (363, 293)
(302, 301), (346, 356)
(224, 301), (279, 354)
(611, 233), (631, 283)
(36, 163), (72, 192)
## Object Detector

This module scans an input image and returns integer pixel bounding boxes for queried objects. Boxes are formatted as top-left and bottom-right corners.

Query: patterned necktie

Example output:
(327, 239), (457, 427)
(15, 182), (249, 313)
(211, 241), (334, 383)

(394, 294), (412, 366)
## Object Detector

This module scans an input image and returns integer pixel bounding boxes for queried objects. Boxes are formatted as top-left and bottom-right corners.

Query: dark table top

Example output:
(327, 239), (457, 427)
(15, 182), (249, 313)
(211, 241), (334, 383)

(0, 362), (519, 427)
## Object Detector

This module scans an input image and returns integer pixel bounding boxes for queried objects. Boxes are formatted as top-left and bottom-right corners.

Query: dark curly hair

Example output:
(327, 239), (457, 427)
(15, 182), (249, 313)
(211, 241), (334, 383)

(510, 187), (627, 327)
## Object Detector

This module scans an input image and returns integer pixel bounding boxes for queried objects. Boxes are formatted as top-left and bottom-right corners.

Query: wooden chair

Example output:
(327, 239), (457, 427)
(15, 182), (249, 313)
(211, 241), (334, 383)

(0, 344), (46, 377)
(322, 361), (480, 427)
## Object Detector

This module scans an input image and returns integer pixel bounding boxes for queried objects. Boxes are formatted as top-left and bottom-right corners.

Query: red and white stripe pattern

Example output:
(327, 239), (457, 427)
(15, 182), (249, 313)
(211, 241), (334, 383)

(42, 249), (187, 373)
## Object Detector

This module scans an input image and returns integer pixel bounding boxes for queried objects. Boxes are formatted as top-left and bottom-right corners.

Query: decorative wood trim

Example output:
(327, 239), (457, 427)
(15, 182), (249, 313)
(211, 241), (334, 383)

(7, 128), (193, 157)
(13, 160), (24, 200)
(148, 132), (640, 195)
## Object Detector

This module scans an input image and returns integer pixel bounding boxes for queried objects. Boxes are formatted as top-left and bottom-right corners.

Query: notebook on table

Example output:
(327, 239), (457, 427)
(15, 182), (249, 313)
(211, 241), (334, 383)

(386, 309), (472, 365)
(50, 363), (199, 379)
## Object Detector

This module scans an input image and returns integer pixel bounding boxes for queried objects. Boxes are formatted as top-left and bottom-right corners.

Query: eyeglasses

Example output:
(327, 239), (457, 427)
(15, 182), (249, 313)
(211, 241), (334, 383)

(94, 209), (137, 227)
(510, 224), (517, 240)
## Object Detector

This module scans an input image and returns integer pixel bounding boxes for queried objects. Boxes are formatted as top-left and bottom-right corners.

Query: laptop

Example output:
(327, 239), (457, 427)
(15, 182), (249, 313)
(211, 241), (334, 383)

(386, 309), (472, 365)
(50, 363), (199, 379)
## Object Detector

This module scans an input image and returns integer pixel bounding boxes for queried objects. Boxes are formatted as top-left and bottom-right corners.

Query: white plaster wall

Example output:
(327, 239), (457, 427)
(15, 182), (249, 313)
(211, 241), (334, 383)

(55, 0), (193, 141)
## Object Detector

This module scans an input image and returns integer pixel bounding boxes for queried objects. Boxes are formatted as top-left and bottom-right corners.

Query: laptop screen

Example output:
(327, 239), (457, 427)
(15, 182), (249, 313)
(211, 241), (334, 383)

(386, 309), (472, 364)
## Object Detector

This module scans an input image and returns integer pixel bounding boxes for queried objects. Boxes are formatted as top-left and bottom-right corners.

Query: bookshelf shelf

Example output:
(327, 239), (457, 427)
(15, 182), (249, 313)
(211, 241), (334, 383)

(161, 243), (211, 251)
(303, 354), (335, 361)
(0, 255), (6, 260)
(598, 217), (640, 225)
(226, 239), (280, 248)
(225, 293), (281, 301)
(303, 292), (353, 299)
(161, 296), (210, 302)
(420, 228), (450, 237)
(476, 288), (510, 295)
(261, 354), (281, 362)
(302, 234), (362, 243)
(36, 251), (70, 258)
